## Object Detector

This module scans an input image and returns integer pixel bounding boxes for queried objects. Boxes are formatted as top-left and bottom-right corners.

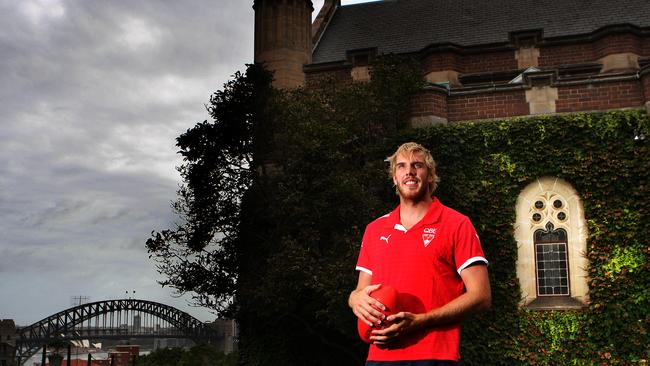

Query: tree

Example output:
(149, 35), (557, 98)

(138, 345), (237, 366)
(46, 337), (69, 366)
(146, 64), (274, 315)
(233, 56), (423, 365)
(147, 56), (422, 364)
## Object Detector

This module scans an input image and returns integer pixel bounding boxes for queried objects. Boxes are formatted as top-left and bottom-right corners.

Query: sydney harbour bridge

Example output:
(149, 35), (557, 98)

(10, 299), (221, 365)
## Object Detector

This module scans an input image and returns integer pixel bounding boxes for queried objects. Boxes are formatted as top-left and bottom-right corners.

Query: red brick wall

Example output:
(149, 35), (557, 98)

(595, 33), (642, 58)
(556, 81), (644, 112)
(447, 90), (528, 121)
(539, 34), (649, 68)
(643, 37), (650, 57)
(410, 89), (448, 119)
(421, 49), (517, 74)
(539, 43), (595, 67)
(422, 51), (462, 73)
(462, 50), (517, 74)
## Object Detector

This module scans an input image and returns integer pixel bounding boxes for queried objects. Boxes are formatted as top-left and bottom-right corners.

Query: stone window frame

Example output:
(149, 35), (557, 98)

(514, 177), (589, 309)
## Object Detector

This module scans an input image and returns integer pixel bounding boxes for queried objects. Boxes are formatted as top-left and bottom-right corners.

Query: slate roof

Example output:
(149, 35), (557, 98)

(311, 0), (650, 64)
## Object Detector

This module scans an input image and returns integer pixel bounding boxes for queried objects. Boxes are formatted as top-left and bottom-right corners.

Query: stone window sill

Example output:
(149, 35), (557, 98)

(526, 296), (587, 310)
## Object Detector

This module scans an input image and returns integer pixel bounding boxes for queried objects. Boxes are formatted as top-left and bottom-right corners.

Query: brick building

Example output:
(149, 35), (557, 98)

(252, 0), (650, 309)
(107, 347), (133, 366)
(0, 320), (16, 366)
(208, 319), (238, 354)
(254, 0), (650, 125)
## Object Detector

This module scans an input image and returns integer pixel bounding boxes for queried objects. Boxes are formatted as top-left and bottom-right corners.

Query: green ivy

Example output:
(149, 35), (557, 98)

(603, 245), (645, 278)
(407, 110), (650, 365)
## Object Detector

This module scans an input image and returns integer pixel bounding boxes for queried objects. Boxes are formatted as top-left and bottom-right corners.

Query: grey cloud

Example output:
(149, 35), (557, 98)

(0, 0), (369, 325)
(0, 0), (255, 323)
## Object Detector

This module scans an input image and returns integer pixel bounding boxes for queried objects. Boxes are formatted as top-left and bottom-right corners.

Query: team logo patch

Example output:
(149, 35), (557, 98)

(422, 228), (437, 247)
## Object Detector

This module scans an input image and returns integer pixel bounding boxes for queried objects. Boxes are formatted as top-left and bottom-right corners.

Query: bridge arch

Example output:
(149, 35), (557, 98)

(15, 299), (219, 363)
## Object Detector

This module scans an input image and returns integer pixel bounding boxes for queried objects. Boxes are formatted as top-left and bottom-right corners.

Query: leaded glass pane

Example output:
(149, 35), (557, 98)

(534, 223), (567, 243)
(535, 242), (570, 296)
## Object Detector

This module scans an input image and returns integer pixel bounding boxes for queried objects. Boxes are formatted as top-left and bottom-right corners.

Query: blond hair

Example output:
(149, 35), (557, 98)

(386, 142), (440, 193)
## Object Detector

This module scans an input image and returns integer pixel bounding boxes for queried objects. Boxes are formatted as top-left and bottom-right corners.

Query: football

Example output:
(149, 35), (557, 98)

(357, 285), (399, 344)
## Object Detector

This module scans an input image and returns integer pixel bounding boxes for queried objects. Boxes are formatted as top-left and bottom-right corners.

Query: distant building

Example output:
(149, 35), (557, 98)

(208, 319), (238, 354)
(105, 345), (139, 366)
(113, 345), (138, 358)
(107, 351), (130, 366)
(152, 338), (193, 350)
(39, 360), (107, 366)
(132, 315), (141, 333)
(0, 319), (16, 366)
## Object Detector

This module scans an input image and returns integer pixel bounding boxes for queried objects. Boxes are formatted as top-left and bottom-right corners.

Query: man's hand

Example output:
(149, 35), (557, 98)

(369, 311), (424, 345)
(370, 264), (491, 345)
(349, 282), (386, 327)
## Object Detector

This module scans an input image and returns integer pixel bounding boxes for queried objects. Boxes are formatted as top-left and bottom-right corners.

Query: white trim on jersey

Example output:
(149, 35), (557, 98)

(356, 266), (373, 276)
(457, 256), (489, 275)
(394, 224), (407, 232)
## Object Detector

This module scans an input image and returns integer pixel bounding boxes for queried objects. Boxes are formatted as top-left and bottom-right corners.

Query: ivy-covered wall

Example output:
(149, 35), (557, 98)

(235, 58), (649, 365)
(407, 110), (649, 365)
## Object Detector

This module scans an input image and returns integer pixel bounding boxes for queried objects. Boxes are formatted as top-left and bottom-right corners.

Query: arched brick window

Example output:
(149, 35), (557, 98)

(515, 177), (589, 309)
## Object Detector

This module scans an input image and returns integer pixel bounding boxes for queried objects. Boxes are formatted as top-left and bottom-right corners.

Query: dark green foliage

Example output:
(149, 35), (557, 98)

(138, 345), (237, 366)
(235, 55), (423, 366)
(46, 336), (69, 355)
(238, 99), (649, 364)
(138, 347), (184, 366)
(145, 64), (273, 314)
(410, 111), (650, 365)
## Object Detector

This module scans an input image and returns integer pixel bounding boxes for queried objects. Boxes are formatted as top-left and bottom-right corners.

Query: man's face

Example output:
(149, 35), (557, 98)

(393, 151), (433, 202)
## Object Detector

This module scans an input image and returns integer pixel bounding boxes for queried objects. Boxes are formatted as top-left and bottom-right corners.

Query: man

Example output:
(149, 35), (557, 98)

(349, 142), (491, 365)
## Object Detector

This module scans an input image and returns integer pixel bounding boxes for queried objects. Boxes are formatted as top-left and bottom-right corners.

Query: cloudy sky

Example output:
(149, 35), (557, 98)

(0, 0), (374, 326)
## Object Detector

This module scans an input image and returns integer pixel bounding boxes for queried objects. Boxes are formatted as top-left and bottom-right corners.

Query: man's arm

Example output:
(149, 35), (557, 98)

(348, 272), (388, 327)
(371, 264), (491, 344)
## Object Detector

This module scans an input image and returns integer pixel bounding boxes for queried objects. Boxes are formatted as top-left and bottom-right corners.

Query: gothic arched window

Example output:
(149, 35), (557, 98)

(515, 177), (589, 309)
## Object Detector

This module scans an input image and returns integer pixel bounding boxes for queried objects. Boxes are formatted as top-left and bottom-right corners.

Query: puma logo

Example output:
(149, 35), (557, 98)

(380, 235), (391, 244)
